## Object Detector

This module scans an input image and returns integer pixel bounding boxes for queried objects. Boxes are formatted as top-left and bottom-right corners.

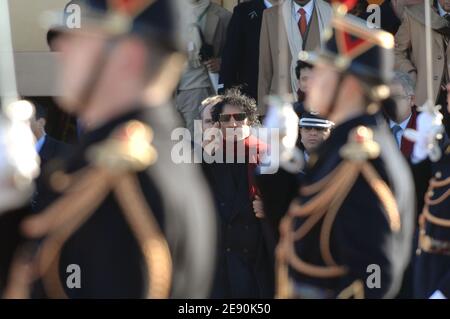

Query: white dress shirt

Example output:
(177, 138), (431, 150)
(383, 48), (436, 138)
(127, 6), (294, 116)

(292, 0), (315, 25)
(264, 0), (273, 9)
(437, 1), (449, 17)
(35, 134), (47, 154)
(304, 150), (310, 163)
(389, 114), (412, 147)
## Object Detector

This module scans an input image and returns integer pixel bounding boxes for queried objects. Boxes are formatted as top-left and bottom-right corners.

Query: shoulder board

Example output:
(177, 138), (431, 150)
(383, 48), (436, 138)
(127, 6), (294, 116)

(87, 120), (158, 172)
(339, 126), (380, 161)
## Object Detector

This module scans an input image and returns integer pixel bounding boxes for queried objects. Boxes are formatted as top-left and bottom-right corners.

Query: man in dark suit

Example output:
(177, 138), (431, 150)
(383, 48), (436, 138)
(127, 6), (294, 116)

(219, 0), (274, 100)
(384, 71), (433, 298)
(30, 104), (70, 168)
(386, 71), (418, 158)
(385, 71), (432, 216)
(29, 104), (71, 212)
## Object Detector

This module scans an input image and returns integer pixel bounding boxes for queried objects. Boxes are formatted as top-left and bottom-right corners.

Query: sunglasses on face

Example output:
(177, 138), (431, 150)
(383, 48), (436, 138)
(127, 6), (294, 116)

(219, 113), (247, 122)
(301, 126), (328, 132)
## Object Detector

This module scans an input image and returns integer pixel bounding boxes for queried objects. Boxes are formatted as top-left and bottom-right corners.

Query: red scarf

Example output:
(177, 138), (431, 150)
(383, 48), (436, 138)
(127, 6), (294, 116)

(221, 135), (268, 200)
(246, 135), (268, 199)
(400, 108), (418, 159)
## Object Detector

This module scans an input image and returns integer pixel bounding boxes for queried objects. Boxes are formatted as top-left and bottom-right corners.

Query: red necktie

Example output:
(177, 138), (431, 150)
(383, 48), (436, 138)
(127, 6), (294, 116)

(298, 8), (307, 39)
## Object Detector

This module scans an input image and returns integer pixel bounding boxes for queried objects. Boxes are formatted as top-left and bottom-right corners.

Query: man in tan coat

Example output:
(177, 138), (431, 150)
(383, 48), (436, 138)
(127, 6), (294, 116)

(176, 1), (231, 136)
(258, 0), (332, 114)
(391, 0), (424, 19)
(394, 0), (450, 132)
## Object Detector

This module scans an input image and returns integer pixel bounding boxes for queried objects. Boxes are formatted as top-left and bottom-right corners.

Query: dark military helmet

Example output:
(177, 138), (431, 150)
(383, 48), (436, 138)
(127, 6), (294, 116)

(46, 0), (189, 52)
(298, 12), (394, 101)
(83, 0), (176, 50)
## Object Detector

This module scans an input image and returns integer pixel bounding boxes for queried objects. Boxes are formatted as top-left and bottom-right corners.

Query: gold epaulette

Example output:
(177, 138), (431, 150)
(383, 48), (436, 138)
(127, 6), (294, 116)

(87, 120), (158, 172)
(339, 126), (380, 161)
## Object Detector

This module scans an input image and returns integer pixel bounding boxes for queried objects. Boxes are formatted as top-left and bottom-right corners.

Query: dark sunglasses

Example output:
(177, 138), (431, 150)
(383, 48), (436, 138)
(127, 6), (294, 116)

(301, 126), (328, 132)
(219, 113), (247, 122)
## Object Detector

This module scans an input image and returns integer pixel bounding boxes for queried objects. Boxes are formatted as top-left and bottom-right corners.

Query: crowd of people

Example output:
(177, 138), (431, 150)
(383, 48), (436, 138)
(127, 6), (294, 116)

(193, 0), (449, 298)
(0, 0), (449, 300)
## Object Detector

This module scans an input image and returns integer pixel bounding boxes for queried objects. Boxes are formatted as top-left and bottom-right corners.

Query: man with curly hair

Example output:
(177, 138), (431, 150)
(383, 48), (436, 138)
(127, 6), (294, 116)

(202, 89), (275, 298)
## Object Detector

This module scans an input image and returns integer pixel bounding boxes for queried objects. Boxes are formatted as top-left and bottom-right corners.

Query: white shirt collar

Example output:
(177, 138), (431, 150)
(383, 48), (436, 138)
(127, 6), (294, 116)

(389, 113), (412, 131)
(304, 151), (310, 163)
(293, 0), (315, 22)
(438, 1), (449, 17)
(35, 134), (47, 153)
(264, 0), (273, 9)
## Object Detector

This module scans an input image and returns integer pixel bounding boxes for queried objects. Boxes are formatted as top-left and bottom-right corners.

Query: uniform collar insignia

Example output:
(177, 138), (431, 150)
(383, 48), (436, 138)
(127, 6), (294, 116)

(336, 30), (374, 59)
(87, 120), (158, 172)
(108, 0), (155, 17)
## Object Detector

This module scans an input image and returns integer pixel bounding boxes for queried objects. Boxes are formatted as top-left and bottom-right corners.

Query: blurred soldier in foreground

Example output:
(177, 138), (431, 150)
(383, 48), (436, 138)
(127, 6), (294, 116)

(0, 100), (39, 296)
(2, 0), (216, 299)
(0, 0), (40, 296)
(257, 9), (415, 298)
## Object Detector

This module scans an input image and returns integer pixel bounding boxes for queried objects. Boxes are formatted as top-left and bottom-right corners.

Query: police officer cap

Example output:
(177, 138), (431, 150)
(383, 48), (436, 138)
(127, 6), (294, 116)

(299, 112), (334, 129)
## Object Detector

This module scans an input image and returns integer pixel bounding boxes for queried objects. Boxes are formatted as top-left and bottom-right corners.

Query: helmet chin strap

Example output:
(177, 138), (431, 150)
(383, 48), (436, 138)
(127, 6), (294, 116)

(75, 37), (122, 118)
(322, 72), (345, 120)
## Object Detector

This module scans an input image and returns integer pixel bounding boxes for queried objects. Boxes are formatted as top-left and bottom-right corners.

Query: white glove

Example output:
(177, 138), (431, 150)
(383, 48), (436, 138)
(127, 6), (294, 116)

(429, 290), (447, 299)
(403, 102), (444, 163)
(0, 101), (40, 213)
(261, 97), (303, 174)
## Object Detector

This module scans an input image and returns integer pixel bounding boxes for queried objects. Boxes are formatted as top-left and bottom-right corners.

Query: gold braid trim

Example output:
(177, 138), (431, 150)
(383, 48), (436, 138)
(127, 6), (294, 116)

(24, 168), (111, 239)
(361, 164), (401, 232)
(337, 280), (365, 299)
(287, 245), (348, 278)
(39, 235), (70, 298)
(276, 216), (294, 299)
(320, 164), (361, 266)
(3, 247), (36, 299)
(291, 162), (360, 243)
(23, 168), (172, 299)
(289, 163), (357, 218)
(419, 176), (450, 228)
(114, 174), (172, 299)
(429, 176), (450, 189)
(299, 165), (342, 196)
(276, 215), (348, 298)
(425, 187), (450, 206)
(4, 168), (113, 299)
(36, 169), (115, 298)
(292, 204), (328, 241)
(423, 208), (450, 228)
